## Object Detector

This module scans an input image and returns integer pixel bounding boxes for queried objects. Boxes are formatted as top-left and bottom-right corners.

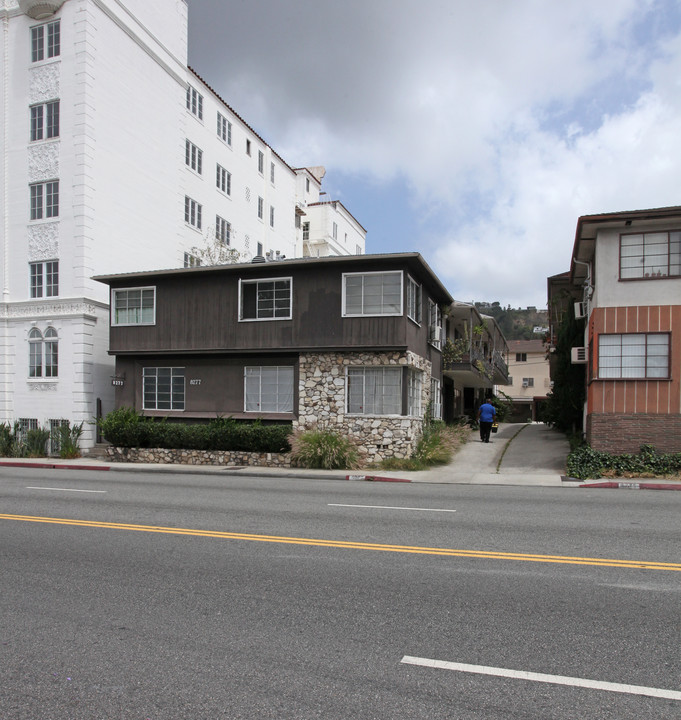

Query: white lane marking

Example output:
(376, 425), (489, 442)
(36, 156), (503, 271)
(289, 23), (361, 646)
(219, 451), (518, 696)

(329, 504), (456, 513)
(26, 487), (107, 494)
(400, 656), (681, 701)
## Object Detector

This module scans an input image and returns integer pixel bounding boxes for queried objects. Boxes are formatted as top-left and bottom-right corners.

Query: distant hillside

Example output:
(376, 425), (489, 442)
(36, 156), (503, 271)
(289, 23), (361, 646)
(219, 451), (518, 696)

(474, 302), (548, 341)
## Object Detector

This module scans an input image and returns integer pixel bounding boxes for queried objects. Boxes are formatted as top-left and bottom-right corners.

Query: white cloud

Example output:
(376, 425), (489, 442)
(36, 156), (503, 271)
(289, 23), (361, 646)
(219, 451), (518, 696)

(188, 0), (681, 306)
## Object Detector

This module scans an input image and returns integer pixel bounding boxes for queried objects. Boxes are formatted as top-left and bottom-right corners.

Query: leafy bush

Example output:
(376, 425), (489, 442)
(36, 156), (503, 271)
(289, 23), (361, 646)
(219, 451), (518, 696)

(289, 428), (359, 469)
(381, 421), (469, 471)
(26, 427), (51, 457)
(567, 443), (681, 480)
(98, 407), (291, 453)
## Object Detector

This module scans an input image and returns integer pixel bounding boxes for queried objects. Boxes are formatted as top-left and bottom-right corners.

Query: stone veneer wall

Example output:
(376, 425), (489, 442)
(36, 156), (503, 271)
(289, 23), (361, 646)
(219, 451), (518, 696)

(296, 350), (432, 462)
(106, 446), (292, 467)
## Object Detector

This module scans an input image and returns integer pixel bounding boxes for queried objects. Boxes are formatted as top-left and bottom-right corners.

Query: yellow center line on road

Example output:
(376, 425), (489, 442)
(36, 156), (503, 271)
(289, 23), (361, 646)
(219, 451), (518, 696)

(2, 513), (680, 572)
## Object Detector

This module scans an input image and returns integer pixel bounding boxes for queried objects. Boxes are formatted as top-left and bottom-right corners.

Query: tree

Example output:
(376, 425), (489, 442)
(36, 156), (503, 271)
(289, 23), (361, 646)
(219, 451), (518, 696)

(542, 299), (585, 434)
(189, 226), (242, 266)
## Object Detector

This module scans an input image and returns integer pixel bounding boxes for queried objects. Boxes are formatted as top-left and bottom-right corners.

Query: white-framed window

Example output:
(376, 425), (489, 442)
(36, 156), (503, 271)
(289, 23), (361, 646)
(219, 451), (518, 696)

(143, 367), (185, 410)
(269, 206), (275, 228)
(112, 287), (155, 326)
(30, 100), (59, 141)
(356, 245), (362, 255)
(598, 333), (670, 379)
(270, 162), (275, 184)
(17, 418), (39, 443)
(620, 231), (681, 279)
(347, 366), (402, 415)
(428, 299), (442, 349)
(239, 277), (292, 320)
(216, 215), (231, 245)
(430, 378), (442, 420)
(30, 180), (59, 220)
(407, 276), (422, 324)
(49, 418), (69, 455)
(257, 196), (264, 220)
(31, 20), (60, 62)
(186, 85), (203, 120)
(246, 139), (252, 156)
(522, 377), (534, 388)
(217, 112), (232, 145)
(29, 327), (58, 378)
(183, 252), (201, 268)
(216, 164), (231, 195)
(185, 140), (202, 174)
(332, 222), (338, 240)
(306, 177), (310, 193)
(342, 271), (402, 317)
(257, 242), (263, 256)
(258, 150), (264, 175)
(302, 221), (310, 241)
(30, 260), (59, 298)
(244, 366), (294, 413)
(407, 369), (422, 417)
(184, 196), (202, 229)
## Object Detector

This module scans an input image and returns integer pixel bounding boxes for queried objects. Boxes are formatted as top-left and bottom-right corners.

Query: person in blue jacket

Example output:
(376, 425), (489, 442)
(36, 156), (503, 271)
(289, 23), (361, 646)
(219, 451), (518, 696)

(477, 397), (497, 443)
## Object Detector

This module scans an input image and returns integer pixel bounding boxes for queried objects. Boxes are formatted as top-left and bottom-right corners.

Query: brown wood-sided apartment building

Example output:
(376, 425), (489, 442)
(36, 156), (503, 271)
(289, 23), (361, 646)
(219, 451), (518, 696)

(95, 253), (509, 461)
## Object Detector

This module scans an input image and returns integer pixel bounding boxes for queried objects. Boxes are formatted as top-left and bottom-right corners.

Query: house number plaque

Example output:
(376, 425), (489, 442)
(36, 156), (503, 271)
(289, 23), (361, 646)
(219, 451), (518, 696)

(190, 379), (202, 385)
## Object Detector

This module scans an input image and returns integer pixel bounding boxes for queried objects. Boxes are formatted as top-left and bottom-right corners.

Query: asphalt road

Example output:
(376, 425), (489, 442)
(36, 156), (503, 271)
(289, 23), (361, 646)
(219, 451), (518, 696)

(1, 468), (680, 719)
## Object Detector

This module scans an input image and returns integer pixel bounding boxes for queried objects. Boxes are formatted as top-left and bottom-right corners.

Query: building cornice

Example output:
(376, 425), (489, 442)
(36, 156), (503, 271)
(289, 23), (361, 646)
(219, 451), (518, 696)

(0, 297), (108, 321)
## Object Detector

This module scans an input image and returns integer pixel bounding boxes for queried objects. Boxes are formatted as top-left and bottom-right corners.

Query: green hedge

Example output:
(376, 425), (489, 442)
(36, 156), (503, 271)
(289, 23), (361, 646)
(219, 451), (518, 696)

(566, 443), (681, 480)
(99, 408), (291, 453)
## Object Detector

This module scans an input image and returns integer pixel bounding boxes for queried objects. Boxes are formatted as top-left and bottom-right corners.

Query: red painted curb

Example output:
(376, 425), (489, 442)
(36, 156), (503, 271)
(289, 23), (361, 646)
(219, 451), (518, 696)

(0, 461), (109, 471)
(345, 474), (411, 483)
(580, 480), (681, 490)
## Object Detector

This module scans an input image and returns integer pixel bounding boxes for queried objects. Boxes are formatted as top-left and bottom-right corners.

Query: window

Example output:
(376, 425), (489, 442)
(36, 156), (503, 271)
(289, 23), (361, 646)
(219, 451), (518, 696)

(246, 139), (251, 156)
(257, 242), (263, 257)
(347, 367), (402, 415)
(239, 277), (292, 320)
(270, 162), (275, 184)
(30, 260), (58, 298)
(257, 196), (264, 220)
(143, 367), (185, 410)
(29, 327), (58, 378)
(17, 418), (39, 444)
(407, 369), (422, 416)
(244, 366), (294, 412)
(112, 287), (155, 326)
(49, 418), (69, 455)
(258, 150), (264, 174)
(30, 181), (59, 220)
(343, 271), (402, 317)
(184, 252), (201, 268)
(428, 299), (442, 348)
(30, 100), (59, 141)
(430, 378), (442, 420)
(356, 245), (362, 255)
(186, 85), (203, 120)
(185, 140), (202, 174)
(184, 196), (202, 229)
(306, 177), (310, 193)
(620, 232), (681, 279)
(216, 164), (231, 195)
(31, 20), (60, 62)
(302, 221), (310, 241)
(522, 377), (534, 388)
(333, 222), (338, 240)
(217, 112), (232, 145)
(407, 276), (422, 324)
(216, 215), (231, 245)
(269, 206), (275, 228)
(598, 333), (669, 379)
(516, 353), (527, 362)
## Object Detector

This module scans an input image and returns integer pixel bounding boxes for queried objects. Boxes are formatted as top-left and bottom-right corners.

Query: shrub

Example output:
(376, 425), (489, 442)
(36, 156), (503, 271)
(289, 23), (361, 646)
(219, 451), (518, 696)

(289, 428), (359, 469)
(98, 407), (291, 453)
(567, 443), (681, 480)
(57, 421), (84, 459)
(26, 427), (51, 457)
(381, 421), (469, 471)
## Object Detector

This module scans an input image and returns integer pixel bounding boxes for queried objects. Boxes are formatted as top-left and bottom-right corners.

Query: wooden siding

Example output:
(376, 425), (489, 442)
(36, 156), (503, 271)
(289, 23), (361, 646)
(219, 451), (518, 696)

(107, 261), (442, 360)
(587, 305), (681, 415)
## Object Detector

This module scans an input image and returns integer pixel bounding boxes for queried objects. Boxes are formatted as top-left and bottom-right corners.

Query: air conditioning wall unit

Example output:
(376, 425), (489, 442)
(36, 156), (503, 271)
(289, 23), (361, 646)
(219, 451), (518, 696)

(571, 347), (588, 364)
(574, 301), (587, 319)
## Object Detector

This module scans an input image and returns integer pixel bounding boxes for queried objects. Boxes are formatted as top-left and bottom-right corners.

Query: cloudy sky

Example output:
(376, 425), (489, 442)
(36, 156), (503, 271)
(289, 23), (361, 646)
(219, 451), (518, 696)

(187, 0), (681, 309)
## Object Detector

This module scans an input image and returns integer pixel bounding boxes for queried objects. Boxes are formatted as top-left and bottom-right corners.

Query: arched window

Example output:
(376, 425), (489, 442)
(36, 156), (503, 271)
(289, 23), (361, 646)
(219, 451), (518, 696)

(29, 328), (43, 377)
(44, 327), (58, 377)
(28, 327), (58, 378)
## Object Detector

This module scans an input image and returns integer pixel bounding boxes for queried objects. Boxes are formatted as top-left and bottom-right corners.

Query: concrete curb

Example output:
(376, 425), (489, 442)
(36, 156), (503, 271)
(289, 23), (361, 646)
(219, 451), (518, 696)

(345, 474), (411, 483)
(0, 461), (109, 472)
(579, 480), (681, 491)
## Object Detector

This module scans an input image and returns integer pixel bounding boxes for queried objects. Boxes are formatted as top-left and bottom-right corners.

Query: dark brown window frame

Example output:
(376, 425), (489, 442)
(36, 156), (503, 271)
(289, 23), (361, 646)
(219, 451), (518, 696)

(619, 230), (681, 281)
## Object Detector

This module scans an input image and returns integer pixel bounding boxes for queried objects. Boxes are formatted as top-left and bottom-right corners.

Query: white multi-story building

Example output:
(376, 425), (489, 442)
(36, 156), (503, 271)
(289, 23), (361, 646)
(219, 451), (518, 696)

(0, 0), (365, 449)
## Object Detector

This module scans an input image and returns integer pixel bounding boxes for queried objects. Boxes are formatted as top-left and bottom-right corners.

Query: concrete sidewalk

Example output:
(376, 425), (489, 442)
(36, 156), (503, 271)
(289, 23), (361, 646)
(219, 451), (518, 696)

(0, 423), (575, 487)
